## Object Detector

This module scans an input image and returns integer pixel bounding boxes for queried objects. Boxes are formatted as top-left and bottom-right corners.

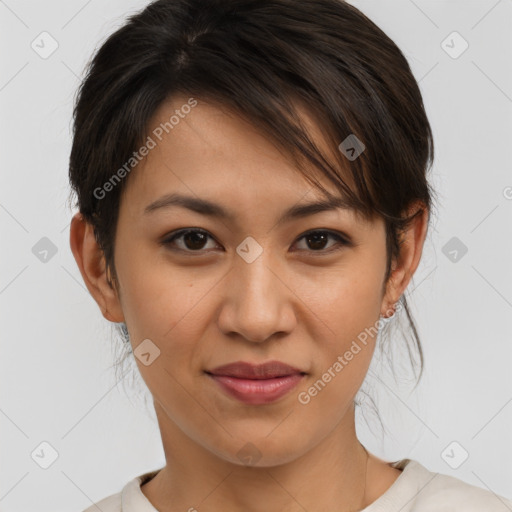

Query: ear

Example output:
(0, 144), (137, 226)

(69, 212), (125, 323)
(381, 201), (429, 316)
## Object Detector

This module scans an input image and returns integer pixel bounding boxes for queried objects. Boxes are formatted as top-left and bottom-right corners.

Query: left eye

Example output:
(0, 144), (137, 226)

(293, 230), (349, 253)
(161, 229), (349, 254)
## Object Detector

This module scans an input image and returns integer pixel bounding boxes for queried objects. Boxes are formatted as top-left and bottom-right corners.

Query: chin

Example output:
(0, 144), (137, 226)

(209, 431), (312, 468)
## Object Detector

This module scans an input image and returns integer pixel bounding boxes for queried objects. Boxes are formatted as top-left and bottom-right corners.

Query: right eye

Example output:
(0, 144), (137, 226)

(161, 228), (221, 253)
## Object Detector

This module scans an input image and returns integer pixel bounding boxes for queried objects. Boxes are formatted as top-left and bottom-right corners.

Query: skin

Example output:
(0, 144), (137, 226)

(70, 93), (429, 511)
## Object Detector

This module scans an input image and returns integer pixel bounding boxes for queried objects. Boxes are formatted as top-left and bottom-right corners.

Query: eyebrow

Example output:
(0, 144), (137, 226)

(143, 192), (355, 225)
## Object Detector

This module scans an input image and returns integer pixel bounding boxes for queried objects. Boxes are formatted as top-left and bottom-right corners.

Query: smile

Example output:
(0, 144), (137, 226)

(205, 360), (307, 405)
(207, 374), (305, 404)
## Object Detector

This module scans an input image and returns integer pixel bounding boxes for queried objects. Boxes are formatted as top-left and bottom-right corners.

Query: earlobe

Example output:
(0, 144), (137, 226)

(381, 201), (429, 315)
(69, 212), (125, 323)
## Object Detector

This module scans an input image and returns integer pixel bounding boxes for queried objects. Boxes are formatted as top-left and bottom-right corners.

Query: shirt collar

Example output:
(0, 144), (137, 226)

(121, 469), (161, 512)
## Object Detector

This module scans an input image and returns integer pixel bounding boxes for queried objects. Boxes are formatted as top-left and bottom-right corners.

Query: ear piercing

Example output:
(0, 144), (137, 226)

(381, 299), (400, 320)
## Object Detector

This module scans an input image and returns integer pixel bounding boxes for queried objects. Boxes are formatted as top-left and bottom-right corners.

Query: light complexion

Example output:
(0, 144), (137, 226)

(70, 94), (428, 512)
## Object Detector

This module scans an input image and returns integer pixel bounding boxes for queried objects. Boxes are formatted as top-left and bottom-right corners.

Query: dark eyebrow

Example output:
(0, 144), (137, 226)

(143, 192), (355, 225)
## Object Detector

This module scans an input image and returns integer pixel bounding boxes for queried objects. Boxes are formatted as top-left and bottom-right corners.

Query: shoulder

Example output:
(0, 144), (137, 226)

(81, 492), (121, 512)
(386, 459), (512, 511)
(79, 469), (160, 512)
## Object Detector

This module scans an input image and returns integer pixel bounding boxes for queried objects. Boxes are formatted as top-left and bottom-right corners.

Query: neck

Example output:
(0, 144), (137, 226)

(143, 401), (372, 512)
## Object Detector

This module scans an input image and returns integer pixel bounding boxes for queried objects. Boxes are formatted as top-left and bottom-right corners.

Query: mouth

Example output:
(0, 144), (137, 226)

(205, 361), (307, 405)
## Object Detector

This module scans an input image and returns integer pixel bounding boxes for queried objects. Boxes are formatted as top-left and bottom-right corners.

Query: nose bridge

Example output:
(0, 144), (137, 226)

(219, 243), (294, 343)
(238, 248), (278, 301)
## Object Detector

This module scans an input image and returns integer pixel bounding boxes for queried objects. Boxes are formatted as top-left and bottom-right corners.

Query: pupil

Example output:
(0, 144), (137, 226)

(184, 231), (207, 250)
(307, 232), (327, 250)
(181, 232), (329, 251)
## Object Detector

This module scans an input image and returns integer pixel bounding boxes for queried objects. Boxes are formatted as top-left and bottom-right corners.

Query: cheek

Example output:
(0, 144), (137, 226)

(116, 257), (216, 405)
(115, 247), (225, 378)
(305, 253), (385, 342)
(299, 253), (385, 393)
(115, 236), (189, 327)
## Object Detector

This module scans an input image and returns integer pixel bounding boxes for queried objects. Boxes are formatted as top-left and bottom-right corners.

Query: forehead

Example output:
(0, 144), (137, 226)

(121, 93), (371, 226)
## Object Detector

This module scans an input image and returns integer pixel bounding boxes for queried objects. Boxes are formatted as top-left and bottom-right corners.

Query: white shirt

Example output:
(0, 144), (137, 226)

(82, 459), (512, 511)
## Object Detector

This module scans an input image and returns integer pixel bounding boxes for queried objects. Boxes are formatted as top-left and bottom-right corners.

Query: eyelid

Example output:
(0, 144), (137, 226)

(291, 229), (352, 254)
(298, 228), (352, 245)
(161, 228), (219, 253)
(161, 227), (352, 254)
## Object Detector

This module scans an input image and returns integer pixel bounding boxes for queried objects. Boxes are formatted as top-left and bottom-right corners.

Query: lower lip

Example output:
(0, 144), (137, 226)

(207, 373), (304, 405)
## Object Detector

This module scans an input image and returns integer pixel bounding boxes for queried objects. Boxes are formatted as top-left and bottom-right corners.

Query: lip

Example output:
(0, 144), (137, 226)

(205, 361), (306, 405)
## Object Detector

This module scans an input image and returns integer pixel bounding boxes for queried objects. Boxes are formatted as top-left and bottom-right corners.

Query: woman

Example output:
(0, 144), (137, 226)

(68, 0), (512, 510)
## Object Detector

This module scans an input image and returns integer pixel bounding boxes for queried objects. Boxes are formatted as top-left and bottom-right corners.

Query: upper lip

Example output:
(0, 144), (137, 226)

(206, 361), (306, 379)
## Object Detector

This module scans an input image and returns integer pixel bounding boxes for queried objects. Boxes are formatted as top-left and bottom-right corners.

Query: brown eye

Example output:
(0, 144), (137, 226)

(162, 228), (350, 256)
(293, 230), (350, 253)
(162, 229), (218, 252)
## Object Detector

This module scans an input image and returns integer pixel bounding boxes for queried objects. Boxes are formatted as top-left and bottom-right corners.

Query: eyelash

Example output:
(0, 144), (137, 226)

(161, 228), (351, 255)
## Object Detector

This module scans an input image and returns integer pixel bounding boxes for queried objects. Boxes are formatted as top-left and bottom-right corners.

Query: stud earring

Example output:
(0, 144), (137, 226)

(381, 299), (400, 320)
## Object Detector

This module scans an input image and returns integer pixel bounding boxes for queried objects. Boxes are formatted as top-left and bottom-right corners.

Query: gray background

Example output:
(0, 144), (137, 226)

(1, 0), (511, 510)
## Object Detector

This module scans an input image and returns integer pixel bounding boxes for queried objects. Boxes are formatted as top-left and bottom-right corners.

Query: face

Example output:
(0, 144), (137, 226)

(78, 94), (418, 467)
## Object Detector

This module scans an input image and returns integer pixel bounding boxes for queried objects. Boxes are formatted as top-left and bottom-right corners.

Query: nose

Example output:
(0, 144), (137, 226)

(217, 251), (296, 343)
